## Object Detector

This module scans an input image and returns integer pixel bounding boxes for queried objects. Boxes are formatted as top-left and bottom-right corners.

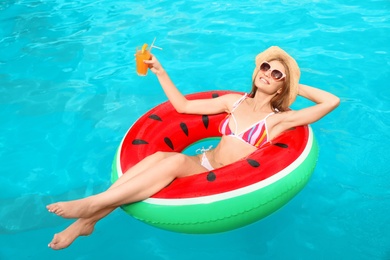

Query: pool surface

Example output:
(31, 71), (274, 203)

(1, 0), (389, 259)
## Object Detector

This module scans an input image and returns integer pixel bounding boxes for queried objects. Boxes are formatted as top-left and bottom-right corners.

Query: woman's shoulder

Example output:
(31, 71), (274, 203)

(222, 92), (246, 98)
(221, 93), (247, 102)
(218, 93), (246, 110)
(216, 93), (244, 103)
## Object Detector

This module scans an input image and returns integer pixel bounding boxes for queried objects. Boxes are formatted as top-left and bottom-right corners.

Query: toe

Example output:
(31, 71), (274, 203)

(48, 234), (58, 249)
(47, 204), (58, 213)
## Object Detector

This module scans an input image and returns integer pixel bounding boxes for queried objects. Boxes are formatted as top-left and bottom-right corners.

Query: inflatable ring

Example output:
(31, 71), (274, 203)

(111, 91), (319, 234)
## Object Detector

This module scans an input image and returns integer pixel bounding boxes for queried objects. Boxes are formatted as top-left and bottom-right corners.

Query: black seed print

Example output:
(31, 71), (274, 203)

(202, 115), (209, 129)
(132, 139), (148, 145)
(180, 122), (189, 136)
(207, 172), (216, 181)
(212, 93), (219, 98)
(247, 159), (260, 168)
(149, 114), (162, 121)
(164, 137), (174, 150)
(274, 143), (288, 148)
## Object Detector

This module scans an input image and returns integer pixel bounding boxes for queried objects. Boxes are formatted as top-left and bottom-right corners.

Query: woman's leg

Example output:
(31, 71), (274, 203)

(47, 151), (175, 217)
(47, 151), (200, 249)
(47, 153), (205, 219)
(48, 207), (115, 250)
(110, 151), (177, 189)
(46, 154), (163, 250)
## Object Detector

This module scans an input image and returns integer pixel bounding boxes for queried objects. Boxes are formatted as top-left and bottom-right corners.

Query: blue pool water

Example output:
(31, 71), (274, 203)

(1, 0), (389, 259)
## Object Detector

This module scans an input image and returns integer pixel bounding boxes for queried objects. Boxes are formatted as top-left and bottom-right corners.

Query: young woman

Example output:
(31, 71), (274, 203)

(46, 46), (339, 249)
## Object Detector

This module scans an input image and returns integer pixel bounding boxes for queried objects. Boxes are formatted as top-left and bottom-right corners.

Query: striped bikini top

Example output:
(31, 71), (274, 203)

(219, 94), (274, 148)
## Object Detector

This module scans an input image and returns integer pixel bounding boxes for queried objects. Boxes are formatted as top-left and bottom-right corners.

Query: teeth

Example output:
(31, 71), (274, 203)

(260, 78), (268, 84)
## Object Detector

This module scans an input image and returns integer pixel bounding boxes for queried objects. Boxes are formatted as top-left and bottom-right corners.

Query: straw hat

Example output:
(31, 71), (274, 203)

(252, 46), (300, 106)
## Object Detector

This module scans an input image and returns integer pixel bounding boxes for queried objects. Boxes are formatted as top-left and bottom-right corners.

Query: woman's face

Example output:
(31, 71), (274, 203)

(254, 60), (286, 95)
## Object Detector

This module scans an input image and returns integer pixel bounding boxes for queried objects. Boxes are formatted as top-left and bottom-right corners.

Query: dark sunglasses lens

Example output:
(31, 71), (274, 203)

(271, 70), (283, 80)
(260, 62), (270, 71)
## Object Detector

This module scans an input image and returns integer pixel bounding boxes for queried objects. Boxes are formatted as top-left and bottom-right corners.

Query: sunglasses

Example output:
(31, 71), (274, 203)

(259, 61), (286, 81)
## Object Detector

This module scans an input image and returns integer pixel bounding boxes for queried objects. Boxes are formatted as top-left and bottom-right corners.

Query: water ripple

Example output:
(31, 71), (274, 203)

(1, 0), (390, 258)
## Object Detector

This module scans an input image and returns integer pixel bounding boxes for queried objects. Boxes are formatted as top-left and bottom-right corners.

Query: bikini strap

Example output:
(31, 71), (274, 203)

(231, 93), (248, 112)
(263, 112), (275, 142)
(264, 112), (275, 120)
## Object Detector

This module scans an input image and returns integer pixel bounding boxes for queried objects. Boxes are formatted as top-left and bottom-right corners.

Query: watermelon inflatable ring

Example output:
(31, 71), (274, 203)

(111, 91), (319, 234)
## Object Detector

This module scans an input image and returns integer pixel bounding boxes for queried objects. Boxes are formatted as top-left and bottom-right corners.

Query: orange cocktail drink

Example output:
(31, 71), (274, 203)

(135, 44), (151, 76)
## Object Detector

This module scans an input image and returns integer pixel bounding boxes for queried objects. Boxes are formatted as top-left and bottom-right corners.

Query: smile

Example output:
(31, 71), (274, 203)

(260, 77), (269, 84)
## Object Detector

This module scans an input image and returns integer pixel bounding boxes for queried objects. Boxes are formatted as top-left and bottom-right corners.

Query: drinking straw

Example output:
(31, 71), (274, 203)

(150, 37), (163, 51)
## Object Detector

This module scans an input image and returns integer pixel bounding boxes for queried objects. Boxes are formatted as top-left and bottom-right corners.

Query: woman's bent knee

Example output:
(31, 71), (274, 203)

(150, 151), (176, 160)
(170, 153), (188, 165)
(143, 151), (179, 166)
(165, 154), (203, 177)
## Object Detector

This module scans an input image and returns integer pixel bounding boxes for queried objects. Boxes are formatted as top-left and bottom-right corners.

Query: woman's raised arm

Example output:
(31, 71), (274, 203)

(278, 84), (340, 129)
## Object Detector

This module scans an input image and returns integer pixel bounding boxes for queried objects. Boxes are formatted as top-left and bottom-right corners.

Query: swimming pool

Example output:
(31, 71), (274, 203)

(1, 0), (389, 259)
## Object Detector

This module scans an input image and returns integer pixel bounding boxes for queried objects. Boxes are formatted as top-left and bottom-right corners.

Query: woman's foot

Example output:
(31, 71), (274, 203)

(48, 219), (95, 250)
(47, 197), (96, 219)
